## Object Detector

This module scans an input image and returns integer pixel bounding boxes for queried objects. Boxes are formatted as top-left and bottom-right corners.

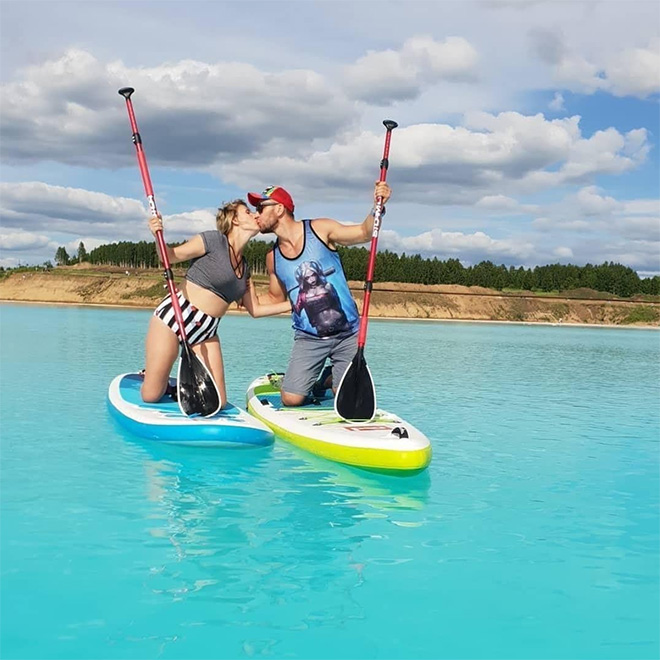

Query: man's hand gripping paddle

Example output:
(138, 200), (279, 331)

(334, 120), (398, 422)
(118, 87), (222, 417)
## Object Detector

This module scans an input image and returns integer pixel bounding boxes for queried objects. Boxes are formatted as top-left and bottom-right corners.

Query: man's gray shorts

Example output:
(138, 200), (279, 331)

(281, 331), (358, 397)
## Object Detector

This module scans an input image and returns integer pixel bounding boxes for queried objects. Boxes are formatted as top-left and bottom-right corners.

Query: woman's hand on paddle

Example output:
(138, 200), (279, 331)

(374, 182), (391, 205)
(148, 214), (163, 237)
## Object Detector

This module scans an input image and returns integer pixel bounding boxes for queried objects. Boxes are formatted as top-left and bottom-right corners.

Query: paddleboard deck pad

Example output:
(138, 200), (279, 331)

(108, 373), (273, 447)
(246, 374), (432, 472)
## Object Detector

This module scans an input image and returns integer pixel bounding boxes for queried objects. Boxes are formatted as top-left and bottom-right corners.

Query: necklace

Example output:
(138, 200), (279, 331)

(228, 241), (244, 278)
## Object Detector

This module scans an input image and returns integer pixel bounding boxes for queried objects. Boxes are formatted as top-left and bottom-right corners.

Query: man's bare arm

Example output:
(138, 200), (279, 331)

(264, 250), (288, 303)
(312, 181), (391, 248)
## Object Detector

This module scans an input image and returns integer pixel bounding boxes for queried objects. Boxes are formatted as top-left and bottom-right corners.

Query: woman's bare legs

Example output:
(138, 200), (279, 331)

(141, 316), (179, 402)
(193, 337), (228, 408)
(142, 317), (226, 407)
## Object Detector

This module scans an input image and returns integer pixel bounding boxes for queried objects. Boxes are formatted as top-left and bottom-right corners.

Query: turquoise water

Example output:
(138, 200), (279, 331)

(1, 303), (658, 660)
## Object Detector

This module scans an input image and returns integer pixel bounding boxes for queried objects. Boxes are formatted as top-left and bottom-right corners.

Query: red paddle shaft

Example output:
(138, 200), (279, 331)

(356, 120), (397, 348)
(118, 87), (189, 343)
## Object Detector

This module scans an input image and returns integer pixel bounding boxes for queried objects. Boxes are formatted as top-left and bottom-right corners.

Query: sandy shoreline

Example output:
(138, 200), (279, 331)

(1, 269), (658, 328)
(3, 298), (657, 330)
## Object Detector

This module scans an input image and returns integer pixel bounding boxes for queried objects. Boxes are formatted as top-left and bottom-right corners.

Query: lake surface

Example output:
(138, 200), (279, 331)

(1, 303), (658, 659)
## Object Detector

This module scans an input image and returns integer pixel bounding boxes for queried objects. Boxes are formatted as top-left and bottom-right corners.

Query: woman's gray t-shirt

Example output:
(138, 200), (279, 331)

(185, 231), (249, 303)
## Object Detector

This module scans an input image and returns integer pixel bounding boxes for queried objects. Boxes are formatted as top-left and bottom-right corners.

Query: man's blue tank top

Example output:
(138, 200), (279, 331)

(273, 220), (360, 338)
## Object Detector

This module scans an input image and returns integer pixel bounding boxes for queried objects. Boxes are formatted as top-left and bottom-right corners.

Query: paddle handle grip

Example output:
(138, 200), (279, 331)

(119, 87), (189, 344)
(357, 120), (397, 348)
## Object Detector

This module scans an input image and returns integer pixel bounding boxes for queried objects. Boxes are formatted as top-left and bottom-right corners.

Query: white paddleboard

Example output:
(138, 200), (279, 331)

(108, 373), (273, 447)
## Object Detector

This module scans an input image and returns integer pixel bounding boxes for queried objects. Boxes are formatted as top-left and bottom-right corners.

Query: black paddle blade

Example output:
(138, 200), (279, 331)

(176, 344), (222, 417)
(334, 348), (377, 422)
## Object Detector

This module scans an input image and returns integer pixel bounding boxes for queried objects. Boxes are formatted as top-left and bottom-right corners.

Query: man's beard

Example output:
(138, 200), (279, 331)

(258, 221), (275, 234)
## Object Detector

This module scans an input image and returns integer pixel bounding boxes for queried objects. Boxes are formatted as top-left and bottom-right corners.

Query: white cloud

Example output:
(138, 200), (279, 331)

(0, 182), (147, 237)
(603, 39), (660, 98)
(0, 49), (651, 208)
(576, 186), (619, 216)
(223, 115), (650, 208)
(476, 195), (520, 211)
(1, 180), (657, 273)
(531, 30), (660, 98)
(617, 216), (660, 241)
(0, 230), (55, 251)
(554, 55), (607, 95)
(0, 3), (657, 275)
(161, 210), (217, 241)
(582, 239), (660, 271)
(549, 92), (565, 112)
(0, 49), (356, 168)
(531, 187), (660, 243)
(621, 199), (660, 216)
(0, 181), (222, 254)
(63, 237), (107, 256)
(570, 188), (659, 241)
(523, 127), (649, 189)
(553, 246), (574, 259)
(343, 35), (479, 104)
(475, 194), (539, 215)
(378, 227), (535, 262)
(532, 216), (592, 232)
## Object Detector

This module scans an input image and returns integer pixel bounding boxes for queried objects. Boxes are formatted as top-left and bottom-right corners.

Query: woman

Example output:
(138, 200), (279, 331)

(142, 200), (291, 406)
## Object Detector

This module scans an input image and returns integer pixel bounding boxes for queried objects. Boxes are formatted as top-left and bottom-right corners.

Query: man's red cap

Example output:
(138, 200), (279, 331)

(247, 186), (295, 213)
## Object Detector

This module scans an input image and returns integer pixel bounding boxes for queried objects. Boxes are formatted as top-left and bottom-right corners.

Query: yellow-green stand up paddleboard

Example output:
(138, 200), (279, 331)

(246, 375), (432, 473)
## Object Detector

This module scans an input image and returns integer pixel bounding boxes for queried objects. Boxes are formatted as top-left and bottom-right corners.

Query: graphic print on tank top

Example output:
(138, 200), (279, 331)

(274, 221), (359, 338)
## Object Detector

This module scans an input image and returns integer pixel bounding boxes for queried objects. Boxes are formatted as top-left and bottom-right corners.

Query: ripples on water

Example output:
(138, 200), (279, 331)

(1, 305), (658, 659)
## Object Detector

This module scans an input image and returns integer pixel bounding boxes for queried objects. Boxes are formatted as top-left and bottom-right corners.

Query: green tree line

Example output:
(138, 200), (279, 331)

(83, 239), (274, 274)
(55, 241), (88, 266)
(336, 248), (659, 297)
(64, 241), (658, 297)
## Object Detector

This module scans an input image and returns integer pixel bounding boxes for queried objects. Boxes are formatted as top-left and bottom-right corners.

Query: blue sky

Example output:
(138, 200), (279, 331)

(1, 0), (658, 275)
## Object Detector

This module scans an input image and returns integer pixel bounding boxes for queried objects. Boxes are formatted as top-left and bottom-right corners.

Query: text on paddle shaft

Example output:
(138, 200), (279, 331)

(372, 204), (384, 238)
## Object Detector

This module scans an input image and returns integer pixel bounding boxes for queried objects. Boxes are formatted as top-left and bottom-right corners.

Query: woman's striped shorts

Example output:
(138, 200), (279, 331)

(153, 290), (220, 345)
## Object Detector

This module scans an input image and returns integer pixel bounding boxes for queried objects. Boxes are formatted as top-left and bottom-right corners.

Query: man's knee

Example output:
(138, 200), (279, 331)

(281, 390), (307, 407)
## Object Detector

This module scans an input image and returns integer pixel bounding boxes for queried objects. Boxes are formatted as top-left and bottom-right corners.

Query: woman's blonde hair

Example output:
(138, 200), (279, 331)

(215, 199), (247, 235)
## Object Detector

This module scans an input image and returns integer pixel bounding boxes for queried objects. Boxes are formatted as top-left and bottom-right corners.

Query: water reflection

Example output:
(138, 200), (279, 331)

(122, 433), (430, 628)
(276, 443), (431, 512)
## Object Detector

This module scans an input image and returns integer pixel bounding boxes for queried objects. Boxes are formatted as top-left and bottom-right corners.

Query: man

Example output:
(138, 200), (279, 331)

(248, 182), (391, 406)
